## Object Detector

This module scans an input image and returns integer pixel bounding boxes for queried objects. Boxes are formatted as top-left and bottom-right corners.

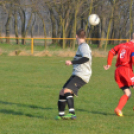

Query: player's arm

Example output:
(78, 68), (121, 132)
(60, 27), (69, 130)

(103, 51), (113, 70)
(66, 44), (90, 66)
(104, 45), (119, 70)
(65, 57), (89, 66)
(72, 57), (89, 64)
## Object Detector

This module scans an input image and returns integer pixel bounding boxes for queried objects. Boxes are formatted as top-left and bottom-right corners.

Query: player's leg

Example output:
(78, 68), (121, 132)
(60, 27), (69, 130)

(62, 76), (86, 120)
(58, 88), (75, 116)
(55, 76), (73, 120)
(64, 88), (75, 115)
(62, 88), (76, 120)
(114, 68), (131, 116)
(115, 87), (131, 116)
(55, 89), (67, 120)
(58, 89), (66, 115)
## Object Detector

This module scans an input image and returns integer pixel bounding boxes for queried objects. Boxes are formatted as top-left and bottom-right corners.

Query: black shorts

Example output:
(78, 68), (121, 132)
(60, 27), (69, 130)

(63, 75), (86, 96)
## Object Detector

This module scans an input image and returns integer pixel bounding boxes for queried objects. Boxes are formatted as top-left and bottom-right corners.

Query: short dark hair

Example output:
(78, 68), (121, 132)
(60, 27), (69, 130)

(76, 29), (86, 39)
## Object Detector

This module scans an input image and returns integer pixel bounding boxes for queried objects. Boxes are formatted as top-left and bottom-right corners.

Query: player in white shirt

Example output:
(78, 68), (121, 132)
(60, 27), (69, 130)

(55, 29), (92, 120)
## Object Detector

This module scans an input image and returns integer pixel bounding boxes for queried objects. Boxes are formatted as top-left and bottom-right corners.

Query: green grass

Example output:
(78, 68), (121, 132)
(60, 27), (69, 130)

(0, 55), (134, 133)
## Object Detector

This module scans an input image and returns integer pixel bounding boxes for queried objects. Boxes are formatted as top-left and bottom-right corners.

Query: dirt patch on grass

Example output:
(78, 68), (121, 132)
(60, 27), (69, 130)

(57, 51), (75, 57)
(19, 51), (31, 56)
(8, 50), (30, 56)
(33, 51), (52, 57)
(8, 51), (17, 56)
(7, 49), (109, 58)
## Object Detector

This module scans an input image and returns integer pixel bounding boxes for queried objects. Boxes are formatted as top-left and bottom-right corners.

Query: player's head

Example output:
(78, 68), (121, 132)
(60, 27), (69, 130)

(76, 29), (86, 44)
(76, 29), (86, 39)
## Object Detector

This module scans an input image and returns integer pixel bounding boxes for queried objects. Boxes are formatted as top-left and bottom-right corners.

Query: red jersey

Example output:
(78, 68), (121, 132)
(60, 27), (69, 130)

(107, 41), (134, 69)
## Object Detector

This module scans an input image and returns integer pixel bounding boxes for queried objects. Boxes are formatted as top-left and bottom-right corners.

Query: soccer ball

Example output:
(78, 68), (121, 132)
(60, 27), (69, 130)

(88, 14), (100, 26)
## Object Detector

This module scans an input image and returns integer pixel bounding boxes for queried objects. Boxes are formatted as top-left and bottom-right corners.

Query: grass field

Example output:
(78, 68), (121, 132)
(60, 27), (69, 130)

(0, 55), (134, 134)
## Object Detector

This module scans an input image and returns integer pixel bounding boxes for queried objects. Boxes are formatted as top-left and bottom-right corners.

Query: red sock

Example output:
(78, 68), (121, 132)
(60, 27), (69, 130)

(117, 94), (129, 110)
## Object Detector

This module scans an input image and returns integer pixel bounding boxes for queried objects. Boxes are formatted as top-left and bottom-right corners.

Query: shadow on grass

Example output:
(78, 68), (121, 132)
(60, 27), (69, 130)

(76, 108), (115, 116)
(0, 109), (45, 118)
(0, 100), (53, 110)
(0, 100), (55, 119)
(0, 101), (117, 117)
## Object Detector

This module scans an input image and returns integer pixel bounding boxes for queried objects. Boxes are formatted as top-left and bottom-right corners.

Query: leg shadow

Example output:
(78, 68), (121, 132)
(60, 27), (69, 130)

(0, 109), (44, 118)
(0, 100), (54, 110)
(76, 108), (115, 116)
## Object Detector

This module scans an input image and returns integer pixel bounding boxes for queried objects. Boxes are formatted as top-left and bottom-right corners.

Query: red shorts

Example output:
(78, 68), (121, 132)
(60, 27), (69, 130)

(115, 66), (134, 88)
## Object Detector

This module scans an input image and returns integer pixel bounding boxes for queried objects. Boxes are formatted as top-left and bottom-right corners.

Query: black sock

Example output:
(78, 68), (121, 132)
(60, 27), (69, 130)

(64, 93), (75, 115)
(58, 95), (66, 116)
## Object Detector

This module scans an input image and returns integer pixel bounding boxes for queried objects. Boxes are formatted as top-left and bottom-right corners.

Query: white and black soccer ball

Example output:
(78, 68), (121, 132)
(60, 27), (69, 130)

(88, 14), (100, 26)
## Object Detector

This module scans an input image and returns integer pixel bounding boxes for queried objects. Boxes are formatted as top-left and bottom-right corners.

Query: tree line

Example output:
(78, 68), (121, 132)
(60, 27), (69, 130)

(0, 0), (133, 48)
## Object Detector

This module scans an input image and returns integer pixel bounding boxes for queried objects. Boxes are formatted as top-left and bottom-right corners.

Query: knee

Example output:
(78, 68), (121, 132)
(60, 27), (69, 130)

(128, 92), (132, 98)
(60, 88), (73, 96)
(124, 88), (131, 99)
(63, 88), (72, 95)
(126, 90), (132, 98)
(59, 89), (64, 96)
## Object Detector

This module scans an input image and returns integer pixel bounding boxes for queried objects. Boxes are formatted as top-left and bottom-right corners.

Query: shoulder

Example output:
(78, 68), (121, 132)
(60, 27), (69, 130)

(79, 43), (92, 58)
(79, 43), (91, 51)
(113, 43), (124, 50)
(80, 43), (89, 47)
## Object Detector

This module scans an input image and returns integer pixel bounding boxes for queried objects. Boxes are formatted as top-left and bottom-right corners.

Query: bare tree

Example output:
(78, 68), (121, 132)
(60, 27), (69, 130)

(0, 0), (134, 50)
(4, 3), (13, 43)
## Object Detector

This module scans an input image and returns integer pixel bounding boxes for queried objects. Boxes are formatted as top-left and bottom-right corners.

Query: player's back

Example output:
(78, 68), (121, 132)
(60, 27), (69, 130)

(115, 41), (134, 68)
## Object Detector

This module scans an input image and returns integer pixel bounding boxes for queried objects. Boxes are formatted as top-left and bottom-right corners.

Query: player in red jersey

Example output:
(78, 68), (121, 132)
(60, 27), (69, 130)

(104, 34), (134, 116)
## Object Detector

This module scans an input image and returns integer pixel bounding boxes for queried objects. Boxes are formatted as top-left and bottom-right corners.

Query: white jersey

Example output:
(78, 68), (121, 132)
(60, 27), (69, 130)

(72, 43), (92, 83)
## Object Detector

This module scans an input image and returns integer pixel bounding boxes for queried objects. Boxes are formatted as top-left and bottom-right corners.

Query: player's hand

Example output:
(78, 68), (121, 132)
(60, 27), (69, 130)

(65, 60), (72, 66)
(103, 65), (111, 70)
(132, 85), (134, 89)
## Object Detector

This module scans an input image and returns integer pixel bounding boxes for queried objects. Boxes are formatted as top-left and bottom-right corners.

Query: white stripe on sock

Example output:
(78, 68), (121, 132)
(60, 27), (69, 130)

(66, 96), (73, 99)
(59, 99), (66, 102)
(59, 112), (65, 115)
(69, 108), (75, 112)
